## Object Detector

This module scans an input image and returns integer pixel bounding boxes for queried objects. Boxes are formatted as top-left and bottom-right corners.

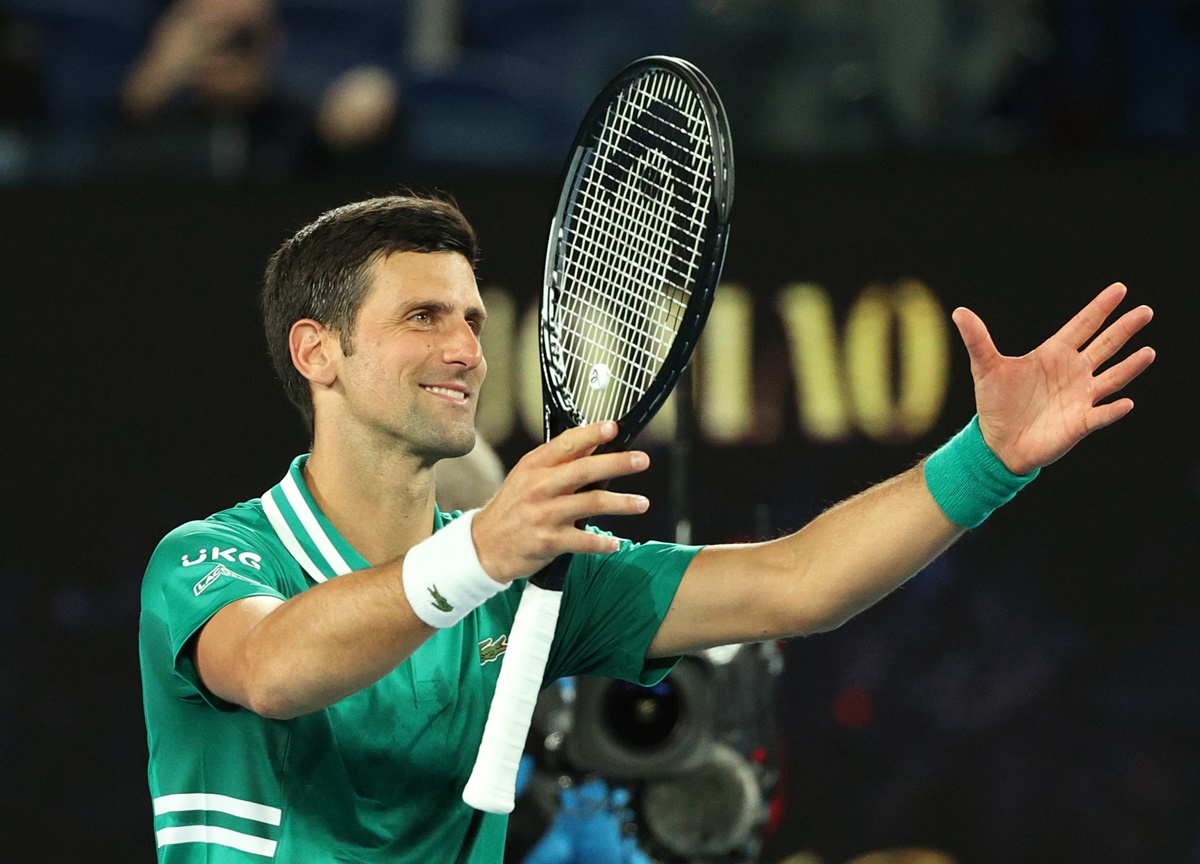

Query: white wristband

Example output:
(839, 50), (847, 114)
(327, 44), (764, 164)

(402, 510), (508, 628)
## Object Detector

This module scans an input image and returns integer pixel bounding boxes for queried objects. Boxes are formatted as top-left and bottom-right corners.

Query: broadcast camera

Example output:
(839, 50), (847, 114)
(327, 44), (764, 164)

(517, 640), (783, 863)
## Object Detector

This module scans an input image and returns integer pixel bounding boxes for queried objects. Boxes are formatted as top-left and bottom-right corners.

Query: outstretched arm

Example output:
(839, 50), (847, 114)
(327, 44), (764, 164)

(649, 283), (1155, 657)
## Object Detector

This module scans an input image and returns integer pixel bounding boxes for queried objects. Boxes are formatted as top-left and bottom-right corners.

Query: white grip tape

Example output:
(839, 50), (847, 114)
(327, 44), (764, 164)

(462, 582), (564, 813)
(402, 510), (508, 629)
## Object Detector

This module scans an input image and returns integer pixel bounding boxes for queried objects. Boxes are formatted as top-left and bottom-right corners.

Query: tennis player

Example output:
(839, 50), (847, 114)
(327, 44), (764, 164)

(139, 194), (1154, 863)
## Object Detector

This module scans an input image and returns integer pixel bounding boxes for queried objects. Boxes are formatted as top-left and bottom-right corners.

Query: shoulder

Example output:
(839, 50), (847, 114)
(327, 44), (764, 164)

(142, 498), (291, 598)
(150, 500), (277, 568)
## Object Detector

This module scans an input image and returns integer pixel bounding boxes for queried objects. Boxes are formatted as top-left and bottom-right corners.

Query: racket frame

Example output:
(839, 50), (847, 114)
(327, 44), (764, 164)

(539, 55), (734, 455)
(463, 55), (734, 816)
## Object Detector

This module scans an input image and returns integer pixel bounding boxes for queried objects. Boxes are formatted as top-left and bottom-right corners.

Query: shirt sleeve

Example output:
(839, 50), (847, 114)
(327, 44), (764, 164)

(140, 518), (289, 709)
(545, 535), (701, 687)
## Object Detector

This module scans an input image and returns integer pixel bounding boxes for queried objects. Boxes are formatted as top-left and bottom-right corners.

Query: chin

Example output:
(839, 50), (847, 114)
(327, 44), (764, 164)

(420, 428), (476, 464)
(446, 433), (477, 460)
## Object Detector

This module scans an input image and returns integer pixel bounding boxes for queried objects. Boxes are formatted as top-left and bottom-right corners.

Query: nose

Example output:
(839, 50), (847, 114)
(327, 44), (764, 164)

(442, 317), (484, 369)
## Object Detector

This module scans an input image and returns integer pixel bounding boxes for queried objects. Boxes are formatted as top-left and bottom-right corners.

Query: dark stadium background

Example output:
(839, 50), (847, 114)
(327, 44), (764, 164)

(2, 2), (1200, 863)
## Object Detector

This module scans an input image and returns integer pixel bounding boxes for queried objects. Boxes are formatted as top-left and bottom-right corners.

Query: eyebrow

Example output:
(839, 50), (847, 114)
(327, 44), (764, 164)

(401, 299), (488, 322)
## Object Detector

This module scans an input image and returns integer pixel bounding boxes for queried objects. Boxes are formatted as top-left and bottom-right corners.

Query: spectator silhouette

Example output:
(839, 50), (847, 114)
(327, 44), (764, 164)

(118, 0), (314, 180)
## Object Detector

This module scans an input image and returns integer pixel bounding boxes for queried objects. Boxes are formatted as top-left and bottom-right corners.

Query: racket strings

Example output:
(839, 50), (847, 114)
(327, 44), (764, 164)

(559, 174), (698, 408)
(555, 68), (715, 423)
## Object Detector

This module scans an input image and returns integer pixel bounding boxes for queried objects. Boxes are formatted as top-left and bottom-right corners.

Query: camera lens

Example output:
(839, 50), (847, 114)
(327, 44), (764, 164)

(601, 681), (681, 750)
(565, 660), (714, 778)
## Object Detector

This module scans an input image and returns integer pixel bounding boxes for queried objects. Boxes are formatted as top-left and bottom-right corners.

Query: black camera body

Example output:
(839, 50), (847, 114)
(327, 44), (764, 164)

(526, 642), (782, 863)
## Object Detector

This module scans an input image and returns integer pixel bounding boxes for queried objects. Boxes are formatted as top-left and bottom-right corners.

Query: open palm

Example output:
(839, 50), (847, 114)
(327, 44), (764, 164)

(954, 283), (1155, 476)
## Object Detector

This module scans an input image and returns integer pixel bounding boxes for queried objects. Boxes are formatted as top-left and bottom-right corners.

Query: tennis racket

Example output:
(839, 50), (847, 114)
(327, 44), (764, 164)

(462, 55), (735, 814)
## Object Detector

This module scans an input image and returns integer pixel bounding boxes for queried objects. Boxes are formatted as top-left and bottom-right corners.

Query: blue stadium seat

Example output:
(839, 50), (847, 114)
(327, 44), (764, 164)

(6, 0), (148, 120)
(6, 0), (151, 177)
(275, 0), (408, 104)
(1121, 1), (1200, 143)
(401, 50), (579, 168)
(460, 0), (690, 110)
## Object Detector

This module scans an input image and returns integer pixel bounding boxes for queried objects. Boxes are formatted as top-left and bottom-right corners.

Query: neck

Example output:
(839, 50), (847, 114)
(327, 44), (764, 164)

(303, 427), (439, 566)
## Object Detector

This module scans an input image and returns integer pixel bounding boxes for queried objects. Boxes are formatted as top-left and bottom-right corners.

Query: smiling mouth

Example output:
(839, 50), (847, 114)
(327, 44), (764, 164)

(421, 385), (469, 402)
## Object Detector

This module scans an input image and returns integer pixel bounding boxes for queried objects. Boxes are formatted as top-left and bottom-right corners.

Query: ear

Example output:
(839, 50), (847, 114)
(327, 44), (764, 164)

(289, 319), (340, 388)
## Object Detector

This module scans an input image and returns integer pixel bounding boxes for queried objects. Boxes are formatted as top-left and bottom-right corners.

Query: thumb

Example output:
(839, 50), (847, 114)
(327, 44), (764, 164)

(952, 306), (1000, 377)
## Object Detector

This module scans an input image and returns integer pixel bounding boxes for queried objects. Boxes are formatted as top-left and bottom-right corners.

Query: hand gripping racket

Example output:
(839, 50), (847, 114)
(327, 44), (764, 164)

(462, 55), (734, 814)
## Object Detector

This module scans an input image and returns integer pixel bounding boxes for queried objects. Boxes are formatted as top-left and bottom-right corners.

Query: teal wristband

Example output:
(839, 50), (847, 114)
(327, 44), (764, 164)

(923, 415), (1039, 528)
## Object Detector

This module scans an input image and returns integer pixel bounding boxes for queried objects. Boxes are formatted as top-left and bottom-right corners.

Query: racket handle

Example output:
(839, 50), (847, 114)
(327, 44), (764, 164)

(462, 582), (563, 813)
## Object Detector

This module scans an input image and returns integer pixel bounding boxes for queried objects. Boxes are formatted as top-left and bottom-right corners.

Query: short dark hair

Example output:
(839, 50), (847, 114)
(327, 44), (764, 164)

(261, 193), (479, 432)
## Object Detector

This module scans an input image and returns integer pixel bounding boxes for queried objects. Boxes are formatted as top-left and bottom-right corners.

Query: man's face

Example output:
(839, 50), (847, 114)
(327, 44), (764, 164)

(333, 250), (487, 463)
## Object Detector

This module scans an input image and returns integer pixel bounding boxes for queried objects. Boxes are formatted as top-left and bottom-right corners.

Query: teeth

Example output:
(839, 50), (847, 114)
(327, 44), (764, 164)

(423, 386), (466, 400)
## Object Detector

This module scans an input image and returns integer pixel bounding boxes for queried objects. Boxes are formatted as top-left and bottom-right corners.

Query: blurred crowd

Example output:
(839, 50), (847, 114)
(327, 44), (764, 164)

(1, 0), (1199, 184)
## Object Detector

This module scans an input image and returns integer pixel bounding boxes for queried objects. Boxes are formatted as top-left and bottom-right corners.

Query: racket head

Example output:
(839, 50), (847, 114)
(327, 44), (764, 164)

(463, 56), (734, 816)
(539, 55), (735, 449)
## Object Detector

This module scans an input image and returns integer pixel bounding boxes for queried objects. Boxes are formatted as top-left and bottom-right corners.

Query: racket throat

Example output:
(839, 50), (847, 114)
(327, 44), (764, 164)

(530, 554), (571, 591)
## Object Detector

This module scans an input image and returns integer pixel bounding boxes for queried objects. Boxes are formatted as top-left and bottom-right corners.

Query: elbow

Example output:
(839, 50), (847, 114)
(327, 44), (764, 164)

(774, 587), (859, 637)
(802, 591), (881, 634)
(754, 553), (853, 638)
(804, 608), (856, 635)
(195, 650), (298, 719)
(774, 561), (875, 636)
(776, 607), (848, 638)
(232, 646), (357, 720)
(244, 682), (305, 721)
(234, 658), (309, 720)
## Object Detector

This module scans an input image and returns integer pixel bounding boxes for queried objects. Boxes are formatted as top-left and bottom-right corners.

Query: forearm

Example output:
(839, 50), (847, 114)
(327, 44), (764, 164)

(652, 463), (961, 655)
(652, 416), (1044, 656)
(760, 414), (1040, 635)
(201, 561), (434, 719)
(766, 463), (962, 633)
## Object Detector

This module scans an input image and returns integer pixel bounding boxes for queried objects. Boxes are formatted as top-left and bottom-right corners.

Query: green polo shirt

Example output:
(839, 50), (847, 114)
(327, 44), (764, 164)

(140, 455), (699, 863)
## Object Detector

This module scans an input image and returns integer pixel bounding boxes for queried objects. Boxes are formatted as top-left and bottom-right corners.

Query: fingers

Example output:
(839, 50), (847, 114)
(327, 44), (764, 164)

(527, 521), (632, 558)
(517, 422), (648, 493)
(1093, 345), (1156, 399)
(560, 527), (626, 557)
(1082, 304), (1154, 369)
(529, 436), (651, 523)
(472, 486), (647, 580)
(951, 306), (999, 373)
(1085, 397), (1135, 434)
(542, 492), (651, 557)
(1051, 282), (1128, 350)
(529, 421), (620, 467)
(550, 450), (650, 495)
(555, 488), (650, 524)
(472, 422), (652, 582)
(523, 421), (649, 491)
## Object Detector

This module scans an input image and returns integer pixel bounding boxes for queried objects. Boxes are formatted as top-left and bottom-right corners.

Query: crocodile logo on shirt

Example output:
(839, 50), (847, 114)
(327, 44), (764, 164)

(428, 585), (453, 613)
(479, 635), (508, 666)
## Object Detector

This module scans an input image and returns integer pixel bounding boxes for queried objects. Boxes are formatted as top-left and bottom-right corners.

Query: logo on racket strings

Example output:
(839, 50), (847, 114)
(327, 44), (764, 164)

(589, 363), (612, 390)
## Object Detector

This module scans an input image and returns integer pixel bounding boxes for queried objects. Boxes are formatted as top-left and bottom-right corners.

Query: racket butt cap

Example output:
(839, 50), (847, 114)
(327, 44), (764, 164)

(462, 780), (515, 815)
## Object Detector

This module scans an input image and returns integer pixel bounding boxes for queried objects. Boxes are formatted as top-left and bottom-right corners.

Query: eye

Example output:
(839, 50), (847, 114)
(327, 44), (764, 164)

(410, 311), (433, 325)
